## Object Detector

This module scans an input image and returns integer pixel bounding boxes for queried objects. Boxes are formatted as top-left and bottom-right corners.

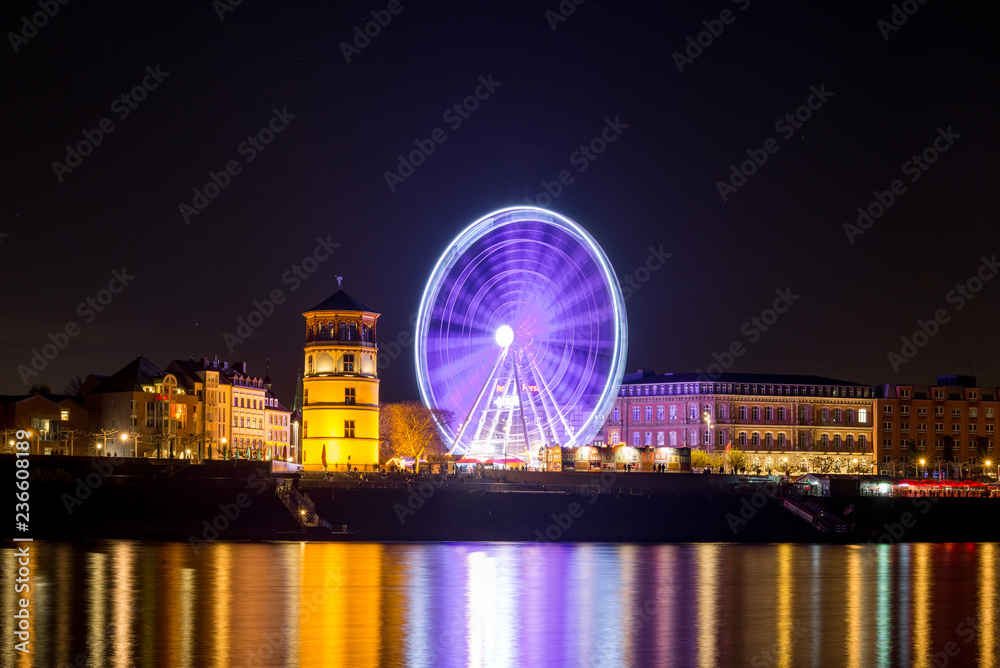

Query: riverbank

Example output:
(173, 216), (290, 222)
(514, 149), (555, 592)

(5, 455), (998, 543)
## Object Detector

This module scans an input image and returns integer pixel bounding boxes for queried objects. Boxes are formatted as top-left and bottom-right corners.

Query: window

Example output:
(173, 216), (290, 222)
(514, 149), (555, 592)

(656, 406), (665, 420)
(690, 406), (698, 420)
(764, 433), (773, 447)
(935, 423), (944, 433)
(632, 407), (640, 421)
(900, 406), (909, 417)
(952, 408), (961, 418)
(765, 406), (774, 421)
(752, 406), (761, 421)
(345, 388), (356, 405)
(858, 409), (868, 423)
(610, 431), (619, 443)
(345, 420), (355, 438)
(645, 406), (653, 421)
(304, 389), (308, 405)
(970, 407), (978, 418)
(918, 423), (926, 433)
(739, 406), (748, 420)
(822, 408), (830, 422)
(987, 425), (994, 435)
(935, 406), (944, 416)
(718, 405), (727, 419)
(778, 433), (786, 448)
(934, 390), (944, 400)
(689, 430), (697, 445)
(777, 407), (786, 421)
(669, 405), (678, 420)
(952, 424), (961, 434)
(799, 406), (808, 422)
(645, 432), (653, 446)
(344, 354), (355, 373)
(632, 433), (640, 447)
(970, 424), (978, 434)
(656, 432), (664, 446)
(739, 432), (747, 447)
(883, 405), (893, 416)
(987, 408), (995, 418)
(917, 407), (927, 417)
(669, 432), (677, 446)
(858, 435), (867, 449)
(821, 434), (829, 448)
(612, 406), (620, 421)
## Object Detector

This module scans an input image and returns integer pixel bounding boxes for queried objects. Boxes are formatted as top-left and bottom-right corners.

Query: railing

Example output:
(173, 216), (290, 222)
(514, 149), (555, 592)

(275, 481), (331, 529)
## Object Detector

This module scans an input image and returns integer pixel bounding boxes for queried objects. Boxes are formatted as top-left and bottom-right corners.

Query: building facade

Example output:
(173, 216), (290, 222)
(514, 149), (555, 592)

(301, 290), (380, 471)
(601, 371), (876, 475)
(874, 375), (998, 478)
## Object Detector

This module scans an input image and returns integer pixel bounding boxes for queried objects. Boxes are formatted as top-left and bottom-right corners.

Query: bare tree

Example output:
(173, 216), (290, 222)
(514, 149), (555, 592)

(93, 428), (119, 456)
(61, 375), (86, 396)
(379, 402), (453, 473)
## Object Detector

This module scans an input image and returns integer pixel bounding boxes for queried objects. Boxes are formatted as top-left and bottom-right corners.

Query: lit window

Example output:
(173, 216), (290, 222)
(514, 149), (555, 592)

(632, 433), (640, 447)
(345, 420), (355, 438)
(645, 406), (652, 421)
(656, 406), (665, 420)
(632, 407), (640, 421)
(612, 406), (621, 421)
(858, 409), (868, 423)
(60, 410), (69, 421)
(345, 388), (356, 405)
(344, 354), (355, 373)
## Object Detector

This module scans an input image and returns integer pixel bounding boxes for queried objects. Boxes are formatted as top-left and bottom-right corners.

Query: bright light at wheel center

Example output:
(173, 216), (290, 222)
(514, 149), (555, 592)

(495, 325), (514, 348)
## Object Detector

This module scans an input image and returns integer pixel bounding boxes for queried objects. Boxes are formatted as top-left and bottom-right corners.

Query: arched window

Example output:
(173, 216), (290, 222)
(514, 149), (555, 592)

(349, 322), (358, 341)
(338, 322), (348, 340)
(610, 431), (619, 443)
(752, 406), (761, 421)
(765, 406), (773, 421)
(612, 406), (620, 421)
(718, 405), (726, 419)
(739, 406), (748, 420)
(669, 432), (677, 446)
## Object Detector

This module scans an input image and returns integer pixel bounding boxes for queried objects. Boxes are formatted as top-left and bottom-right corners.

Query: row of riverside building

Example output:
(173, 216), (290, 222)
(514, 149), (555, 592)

(0, 355), (297, 462)
(597, 370), (999, 477)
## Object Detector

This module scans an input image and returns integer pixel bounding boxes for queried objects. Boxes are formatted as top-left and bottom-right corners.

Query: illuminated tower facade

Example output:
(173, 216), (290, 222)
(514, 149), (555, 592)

(301, 290), (380, 471)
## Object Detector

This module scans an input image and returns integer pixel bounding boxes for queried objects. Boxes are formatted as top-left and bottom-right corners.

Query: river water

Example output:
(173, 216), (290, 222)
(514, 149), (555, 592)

(2, 541), (998, 667)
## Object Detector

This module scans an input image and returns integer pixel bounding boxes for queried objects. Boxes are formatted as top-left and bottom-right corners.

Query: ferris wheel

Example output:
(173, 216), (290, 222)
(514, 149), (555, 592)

(414, 206), (628, 461)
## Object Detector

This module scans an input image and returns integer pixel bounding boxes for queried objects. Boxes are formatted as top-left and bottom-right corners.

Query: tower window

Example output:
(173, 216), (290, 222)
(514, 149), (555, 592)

(345, 388), (356, 405)
(345, 420), (355, 438)
(344, 354), (355, 373)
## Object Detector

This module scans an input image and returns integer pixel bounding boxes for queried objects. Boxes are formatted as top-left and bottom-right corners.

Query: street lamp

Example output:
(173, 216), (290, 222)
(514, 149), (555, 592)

(120, 432), (130, 458)
(221, 437), (227, 459)
(920, 458), (926, 478)
(986, 460), (994, 480)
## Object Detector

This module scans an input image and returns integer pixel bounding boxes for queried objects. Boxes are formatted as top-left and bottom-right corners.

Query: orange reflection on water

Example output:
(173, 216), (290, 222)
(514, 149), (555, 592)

(696, 543), (719, 668)
(111, 541), (134, 668)
(775, 543), (793, 668)
(845, 546), (862, 668)
(912, 542), (932, 668)
(980, 543), (996, 668)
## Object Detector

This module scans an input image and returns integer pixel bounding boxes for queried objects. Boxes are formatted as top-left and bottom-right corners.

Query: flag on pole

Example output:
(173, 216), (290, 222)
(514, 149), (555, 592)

(725, 441), (732, 453)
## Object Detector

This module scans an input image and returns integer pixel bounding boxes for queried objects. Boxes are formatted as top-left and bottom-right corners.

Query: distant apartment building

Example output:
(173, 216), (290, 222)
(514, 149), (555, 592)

(874, 375), (998, 478)
(601, 371), (876, 475)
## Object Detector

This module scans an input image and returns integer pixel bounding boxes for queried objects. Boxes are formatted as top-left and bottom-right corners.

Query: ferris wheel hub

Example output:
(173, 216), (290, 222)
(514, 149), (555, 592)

(495, 324), (514, 348)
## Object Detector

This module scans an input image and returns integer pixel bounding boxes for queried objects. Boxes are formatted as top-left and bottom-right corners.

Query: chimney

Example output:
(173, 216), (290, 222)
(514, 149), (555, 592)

(232, 361), (247, 374)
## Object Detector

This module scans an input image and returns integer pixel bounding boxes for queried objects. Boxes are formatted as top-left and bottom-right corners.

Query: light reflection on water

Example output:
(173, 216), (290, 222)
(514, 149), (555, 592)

(2, 541), (999, 668)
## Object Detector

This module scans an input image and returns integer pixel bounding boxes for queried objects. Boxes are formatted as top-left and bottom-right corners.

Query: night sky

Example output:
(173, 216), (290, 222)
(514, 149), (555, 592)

(3, 0), (998, 407)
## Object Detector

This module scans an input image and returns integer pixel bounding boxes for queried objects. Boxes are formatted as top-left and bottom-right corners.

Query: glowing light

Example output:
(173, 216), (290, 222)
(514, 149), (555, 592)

(495, 324), (513, 348)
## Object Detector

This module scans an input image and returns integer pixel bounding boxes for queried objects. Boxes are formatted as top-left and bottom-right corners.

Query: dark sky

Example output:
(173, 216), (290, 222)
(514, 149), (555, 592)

(3, 0), (998, 407)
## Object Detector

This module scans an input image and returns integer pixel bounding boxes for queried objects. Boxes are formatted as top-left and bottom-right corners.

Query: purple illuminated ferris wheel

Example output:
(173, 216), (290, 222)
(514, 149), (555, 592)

(415, 207), (628, 460)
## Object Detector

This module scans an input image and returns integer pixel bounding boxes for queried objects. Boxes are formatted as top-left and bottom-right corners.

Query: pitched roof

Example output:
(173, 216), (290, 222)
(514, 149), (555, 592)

(305, 289), (375, 314)
(622, 371), (867, 387)
(90, 356), (169, 394)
